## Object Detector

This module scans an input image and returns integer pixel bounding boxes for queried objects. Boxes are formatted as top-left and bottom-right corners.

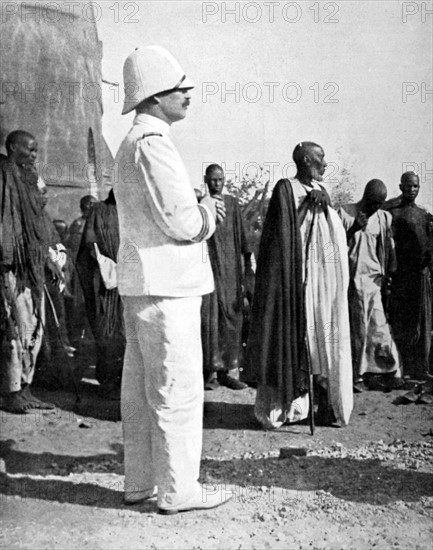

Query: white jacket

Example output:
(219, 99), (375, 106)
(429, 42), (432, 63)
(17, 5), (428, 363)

(113, 114), (215, 297)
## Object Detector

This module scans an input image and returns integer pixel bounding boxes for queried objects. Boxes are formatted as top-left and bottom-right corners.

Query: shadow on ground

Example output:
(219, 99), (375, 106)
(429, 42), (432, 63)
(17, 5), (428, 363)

(26, 389), (262, 427)
(1, 439), (432, 510)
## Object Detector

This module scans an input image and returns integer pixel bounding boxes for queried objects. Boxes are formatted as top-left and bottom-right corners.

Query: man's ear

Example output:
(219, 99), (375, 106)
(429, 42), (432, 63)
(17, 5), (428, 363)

(399, 183), (403, 193)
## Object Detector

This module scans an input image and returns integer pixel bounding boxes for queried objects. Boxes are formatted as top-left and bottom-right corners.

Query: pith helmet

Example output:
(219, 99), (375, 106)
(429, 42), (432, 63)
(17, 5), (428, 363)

(121, 45), (194, 115)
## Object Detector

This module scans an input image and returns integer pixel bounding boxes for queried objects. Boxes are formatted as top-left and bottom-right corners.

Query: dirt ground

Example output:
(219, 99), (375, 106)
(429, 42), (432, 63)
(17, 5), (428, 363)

(1, 365), (433, 550)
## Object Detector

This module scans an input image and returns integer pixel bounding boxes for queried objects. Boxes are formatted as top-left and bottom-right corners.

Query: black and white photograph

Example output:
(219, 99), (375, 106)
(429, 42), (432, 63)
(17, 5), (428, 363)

(1, 0), (432, 548)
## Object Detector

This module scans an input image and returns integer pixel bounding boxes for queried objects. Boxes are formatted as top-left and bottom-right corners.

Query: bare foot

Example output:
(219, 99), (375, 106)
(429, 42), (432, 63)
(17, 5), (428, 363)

(388, 376), (405, 390)
(1, 392), (33, 414)
(21, 386), (55, 409)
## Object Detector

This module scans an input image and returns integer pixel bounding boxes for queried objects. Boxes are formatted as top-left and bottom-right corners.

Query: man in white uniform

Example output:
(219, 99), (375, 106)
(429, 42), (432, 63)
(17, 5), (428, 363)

(114, 46), (232, 514)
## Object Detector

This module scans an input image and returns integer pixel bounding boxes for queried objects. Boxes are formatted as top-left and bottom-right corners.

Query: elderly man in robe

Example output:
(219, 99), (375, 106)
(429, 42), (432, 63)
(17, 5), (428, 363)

(0, 130), (62, 413)
(338, 179), (402, 392)
(201, 164), (254, 391)
(384, 172), (432, 380)
(243, 142), (353, 428)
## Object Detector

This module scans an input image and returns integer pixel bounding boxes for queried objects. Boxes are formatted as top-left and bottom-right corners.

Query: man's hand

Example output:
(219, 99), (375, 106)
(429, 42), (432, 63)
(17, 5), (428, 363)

(346, 210), (368, 242)
(200, 195), (226, 224)
(214, 196), (226, 223)
(308, 189), (326, 206)
(354, 211), (368, 230)
(306, 189), (330, 218)
(45, 257), (64, 289)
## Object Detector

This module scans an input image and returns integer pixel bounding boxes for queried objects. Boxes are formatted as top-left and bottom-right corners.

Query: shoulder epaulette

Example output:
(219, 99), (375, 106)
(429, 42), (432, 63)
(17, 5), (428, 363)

(141, 132), (163, 139)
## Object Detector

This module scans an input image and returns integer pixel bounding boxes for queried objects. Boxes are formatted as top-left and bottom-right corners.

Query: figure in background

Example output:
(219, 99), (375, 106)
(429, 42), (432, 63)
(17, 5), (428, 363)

(66, 195), (97, 343)
(53, 220), (69, 244)
(40, 185), (72, 346)
(35, 181), (75, 389)
(0, 130), (62, 413)
(76, 189), (124, 399)
(201, 164), (254, 391)
(68, 195), (97, 256)
(384, 172), (432, 380)
(52, 218), (75, 344)
(243, 142), (353, 428)
(338, 179), (402, 392)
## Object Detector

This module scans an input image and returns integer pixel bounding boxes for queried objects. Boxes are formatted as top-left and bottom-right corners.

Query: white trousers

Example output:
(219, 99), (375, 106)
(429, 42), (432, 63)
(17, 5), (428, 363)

(121, 295), (204, 509)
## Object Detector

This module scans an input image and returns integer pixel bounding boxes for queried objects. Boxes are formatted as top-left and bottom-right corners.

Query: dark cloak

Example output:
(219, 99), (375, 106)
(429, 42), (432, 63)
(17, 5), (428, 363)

(202, 195), (250, 371)
(384, 197), (432, 378)
(76, 191), (125, 386)
(0, 155), (50, 310)
(242, 179), (308, 406)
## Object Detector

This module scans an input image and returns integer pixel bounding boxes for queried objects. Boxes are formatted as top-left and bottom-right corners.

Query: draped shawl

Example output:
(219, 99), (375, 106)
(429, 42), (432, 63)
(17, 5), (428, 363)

(76, 193), (124, 340)
(0, 155), (50, 313)
(243, 179), (307, 406)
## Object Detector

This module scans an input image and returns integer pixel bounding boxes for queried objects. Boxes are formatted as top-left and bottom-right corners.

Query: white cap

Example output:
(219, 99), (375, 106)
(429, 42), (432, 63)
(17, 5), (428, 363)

(121, 45), (194, 115)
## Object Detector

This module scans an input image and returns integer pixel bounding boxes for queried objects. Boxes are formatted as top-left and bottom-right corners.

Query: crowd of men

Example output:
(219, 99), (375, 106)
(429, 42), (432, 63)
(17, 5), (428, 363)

(1, 45), (432, 514)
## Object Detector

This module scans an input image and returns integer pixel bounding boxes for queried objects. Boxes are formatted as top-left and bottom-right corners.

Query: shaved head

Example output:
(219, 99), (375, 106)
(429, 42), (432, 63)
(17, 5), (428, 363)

(400, 171), (420, 203)
(292, 141), (327, 184)
(205, 163), (223, 178)
(362, 179), (387, 216)
(5, 130), (35, 153)
(5, 129), (38, 170)
(292, 142), (322, 169)
(204, 163), (225, 196)
(401, 171), (419, 185)
(363, 179), (387, 201)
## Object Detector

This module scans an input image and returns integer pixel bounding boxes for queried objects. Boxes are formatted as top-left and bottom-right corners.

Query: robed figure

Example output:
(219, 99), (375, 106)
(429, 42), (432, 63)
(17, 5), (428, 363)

(76, 190), (125, 396)
(201, 164), (254, 390)
(337, 179), (402, 391)
(243, 143), (353, 428)
(384, 172), (432, 380)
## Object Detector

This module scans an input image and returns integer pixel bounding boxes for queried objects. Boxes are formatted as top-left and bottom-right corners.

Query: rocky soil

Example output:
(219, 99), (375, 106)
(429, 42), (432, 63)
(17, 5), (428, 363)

(1, 379), (433, 549)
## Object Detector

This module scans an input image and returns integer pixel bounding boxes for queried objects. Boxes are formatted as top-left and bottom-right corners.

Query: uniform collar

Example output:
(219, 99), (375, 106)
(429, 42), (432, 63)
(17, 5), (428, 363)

(133, 113), (170, 135)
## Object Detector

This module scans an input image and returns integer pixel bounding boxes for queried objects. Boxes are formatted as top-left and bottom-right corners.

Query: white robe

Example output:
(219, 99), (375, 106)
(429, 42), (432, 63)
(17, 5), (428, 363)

(255, 179), (353, 428)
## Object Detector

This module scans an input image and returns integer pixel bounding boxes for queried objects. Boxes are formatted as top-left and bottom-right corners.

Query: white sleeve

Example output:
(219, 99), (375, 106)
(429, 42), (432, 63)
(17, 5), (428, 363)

(135, 135), (215, 242)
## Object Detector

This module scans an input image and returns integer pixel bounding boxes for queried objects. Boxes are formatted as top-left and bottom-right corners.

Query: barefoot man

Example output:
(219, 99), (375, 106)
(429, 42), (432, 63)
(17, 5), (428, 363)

(1, 130), (62, 413)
